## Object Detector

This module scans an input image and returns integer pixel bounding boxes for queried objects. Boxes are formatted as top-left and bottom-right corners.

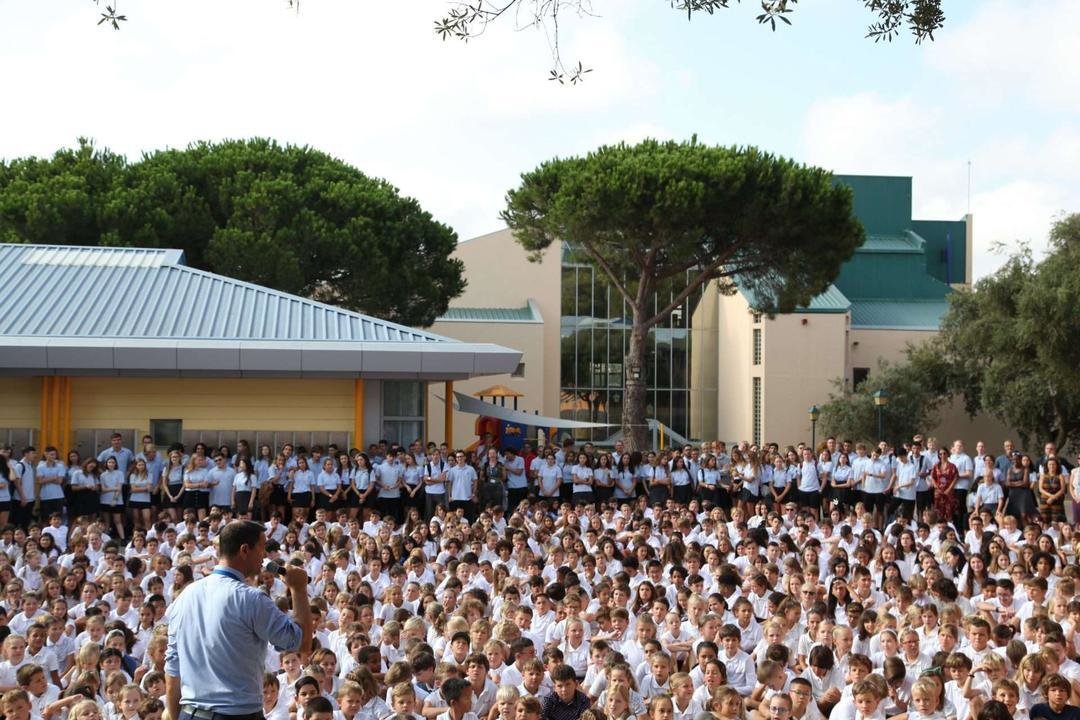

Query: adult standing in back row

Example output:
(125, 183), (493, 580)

(949, 439), (974, 533)
(447, 451), (477, 521)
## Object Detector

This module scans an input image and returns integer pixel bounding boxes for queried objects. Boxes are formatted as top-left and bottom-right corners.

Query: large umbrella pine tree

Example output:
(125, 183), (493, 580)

(503, 139), (864, 449)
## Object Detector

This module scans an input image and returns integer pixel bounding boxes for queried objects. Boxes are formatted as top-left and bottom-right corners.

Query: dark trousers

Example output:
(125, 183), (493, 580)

(378, 497), (402, 523)
(12, 501), (33, 529)
(425, 492), (447, 519)
(507, 487), (528, 513)
(479, 482), (505, 512)
(954, 488), (969, 532)
(916, 489), (933, 517)
(39, 498), (64, 520)
(449, 499), (475, 522)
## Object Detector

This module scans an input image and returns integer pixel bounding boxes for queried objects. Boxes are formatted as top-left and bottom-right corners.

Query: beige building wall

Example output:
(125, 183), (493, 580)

(426, 319), (545, 448)
(848, 328), (933, 377)
(715, 291), (754, 442)
(849, 327), (1011, 449)
(424, 228), (562, 448)
(761, 312), (847, 447)
(689, 281), (720, 440)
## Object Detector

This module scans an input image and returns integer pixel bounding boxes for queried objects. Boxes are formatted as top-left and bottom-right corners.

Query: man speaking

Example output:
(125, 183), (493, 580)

(165, 520), (312, 720)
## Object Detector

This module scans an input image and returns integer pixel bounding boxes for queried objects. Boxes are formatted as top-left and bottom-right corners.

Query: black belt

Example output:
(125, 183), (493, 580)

(181, 706), (263, 720)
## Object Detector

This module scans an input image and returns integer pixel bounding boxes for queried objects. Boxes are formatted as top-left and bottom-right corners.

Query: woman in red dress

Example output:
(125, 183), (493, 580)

(931, 447), (958, 521)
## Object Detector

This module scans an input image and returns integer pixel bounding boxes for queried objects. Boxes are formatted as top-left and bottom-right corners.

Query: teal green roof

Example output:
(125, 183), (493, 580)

(739, 283), (851, 314)
(835, 175), (912, 236)
(913, 219), (967, 286)
(860, 232), (925, 253)
(438, 303), (541, 323)
(850, 298), (950, 329)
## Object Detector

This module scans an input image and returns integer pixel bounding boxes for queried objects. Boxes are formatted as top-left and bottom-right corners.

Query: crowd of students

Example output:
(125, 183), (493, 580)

(0, 429), (1078, 720)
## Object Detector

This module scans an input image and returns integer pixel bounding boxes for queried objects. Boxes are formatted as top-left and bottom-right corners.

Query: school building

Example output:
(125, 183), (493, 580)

(0, 243), (521, 456)
(426, 174), (1010, 449)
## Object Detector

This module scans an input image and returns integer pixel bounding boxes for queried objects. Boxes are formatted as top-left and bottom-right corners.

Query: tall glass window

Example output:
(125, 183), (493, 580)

(560, 247), (713, 442)
(382, 381), (424, 447)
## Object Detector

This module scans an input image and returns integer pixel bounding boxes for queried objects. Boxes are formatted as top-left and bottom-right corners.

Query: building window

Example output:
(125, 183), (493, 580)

(590, 362), (622, 388)
(752, 377), (762, 446)
(752, 312), (762, 324)
(150, 419), (183, 448)
(752, 328), (762, 366)
(512, 363), (525, 378)
(382, 381), (424, 447)
(559, 246), (714, 440)
(853, 367), (870, 390)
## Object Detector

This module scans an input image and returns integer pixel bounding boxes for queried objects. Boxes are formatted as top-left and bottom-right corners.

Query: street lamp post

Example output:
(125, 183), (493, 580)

(873, 389), (889, 442)
(809, 405), (820, 451)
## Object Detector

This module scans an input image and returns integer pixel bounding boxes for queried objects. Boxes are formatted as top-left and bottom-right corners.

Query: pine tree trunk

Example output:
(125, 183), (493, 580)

(622, 306), (648, 451)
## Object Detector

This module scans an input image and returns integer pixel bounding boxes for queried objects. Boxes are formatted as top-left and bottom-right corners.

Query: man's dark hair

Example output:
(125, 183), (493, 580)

(218, 520), (265, 558)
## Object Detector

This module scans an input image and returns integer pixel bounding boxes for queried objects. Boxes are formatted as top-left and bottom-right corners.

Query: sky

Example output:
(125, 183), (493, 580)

(1, 0), (1077, 280)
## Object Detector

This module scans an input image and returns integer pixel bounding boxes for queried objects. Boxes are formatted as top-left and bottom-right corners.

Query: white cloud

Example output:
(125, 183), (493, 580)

(2, 0), (1078, 271)
(968, 181), (1066, 279)
(926, 0), (1080, 112)
(801, 2), (1080, 281)
(0, 0), (658, 242)
(801, 93), (937, 174)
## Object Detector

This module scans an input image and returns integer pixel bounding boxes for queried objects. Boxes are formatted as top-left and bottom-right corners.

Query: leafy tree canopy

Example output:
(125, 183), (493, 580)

(89, 1), (946, 84)
(437, 0), (945, 82)
(819, 213), (1080, 453)
(937, 215), (1080, 450)
(0, 138), (465, 327)
(818, 347), (952, 447)
(504, 138), (864, 448)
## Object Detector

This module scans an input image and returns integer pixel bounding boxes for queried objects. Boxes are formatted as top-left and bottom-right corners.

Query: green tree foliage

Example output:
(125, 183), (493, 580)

(818, 349), (951, 447)
(503, 138), (864, 449)
(937, 215), (1080, 450)
(819, 214), (1080, 453)
(0, 138), (465, 327)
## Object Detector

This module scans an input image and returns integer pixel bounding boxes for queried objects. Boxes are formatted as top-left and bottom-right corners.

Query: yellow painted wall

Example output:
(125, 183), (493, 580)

(71, 377), (355, 433)
(0, 377), (40, 428)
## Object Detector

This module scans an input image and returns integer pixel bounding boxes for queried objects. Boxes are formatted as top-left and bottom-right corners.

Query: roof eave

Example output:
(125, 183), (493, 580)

(0, 338), (521, 379)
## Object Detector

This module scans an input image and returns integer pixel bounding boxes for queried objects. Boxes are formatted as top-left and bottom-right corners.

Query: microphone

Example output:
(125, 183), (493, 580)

(263, 559), (287, 577)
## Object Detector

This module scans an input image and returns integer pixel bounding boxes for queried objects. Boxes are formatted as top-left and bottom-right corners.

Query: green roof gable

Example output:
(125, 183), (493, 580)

(850, 298), (951, 329)
(738, 282), (850, 314)
(438, 303), (542, 323)
(827, 175), (967, 305)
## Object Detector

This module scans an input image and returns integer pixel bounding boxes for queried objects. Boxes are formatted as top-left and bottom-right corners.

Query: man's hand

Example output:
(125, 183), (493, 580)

(284, 566), (309, 593)
(821, 687), (841, 705)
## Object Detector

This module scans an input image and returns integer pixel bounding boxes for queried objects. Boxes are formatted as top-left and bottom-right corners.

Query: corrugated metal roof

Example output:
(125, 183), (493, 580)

(850, 298), (950, 329)
(0, 243), (449, 343)
(438, 303), (541, 323)
(738, 282), (851, 314)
